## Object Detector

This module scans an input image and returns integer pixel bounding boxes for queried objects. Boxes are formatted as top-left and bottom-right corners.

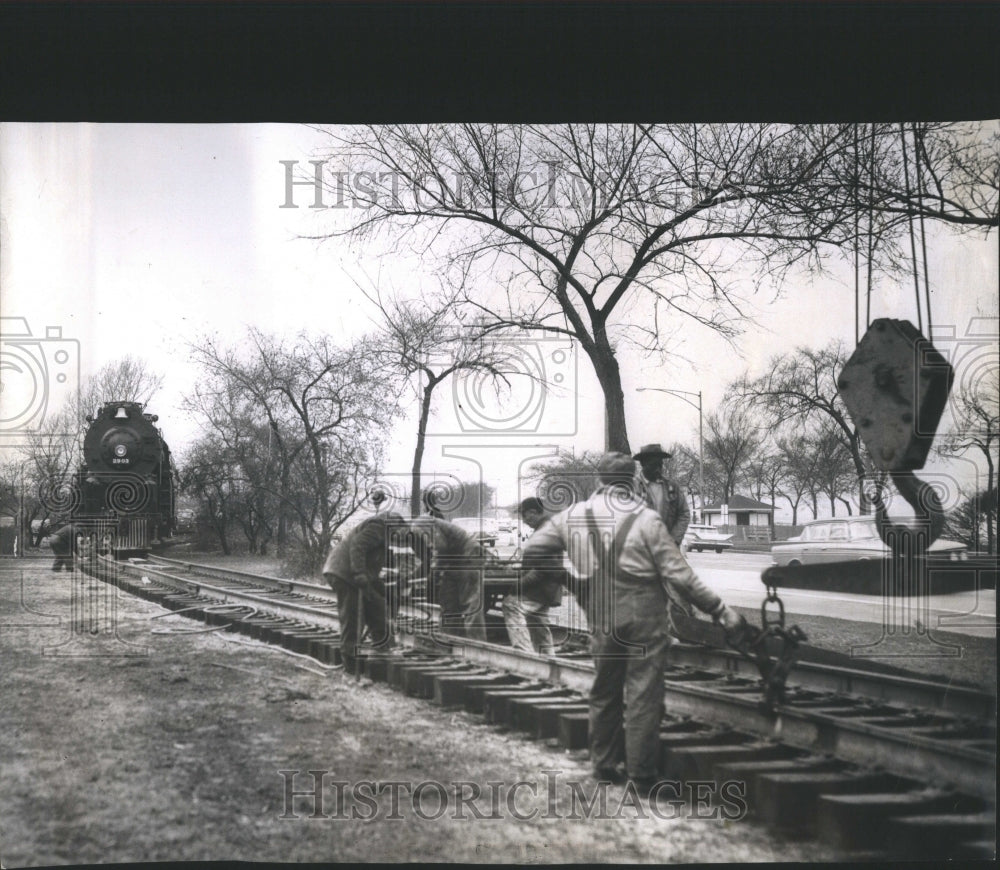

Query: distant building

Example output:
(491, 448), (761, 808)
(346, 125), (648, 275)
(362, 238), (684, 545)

(701, 495), (775, 528)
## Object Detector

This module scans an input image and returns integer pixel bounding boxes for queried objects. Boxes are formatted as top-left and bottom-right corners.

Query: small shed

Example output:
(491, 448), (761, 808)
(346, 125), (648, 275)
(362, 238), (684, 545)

(701, 494), (775, 528)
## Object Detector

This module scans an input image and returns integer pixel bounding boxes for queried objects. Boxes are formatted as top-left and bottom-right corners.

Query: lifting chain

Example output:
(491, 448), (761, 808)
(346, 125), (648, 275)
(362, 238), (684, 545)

(724, 582), (808, 713)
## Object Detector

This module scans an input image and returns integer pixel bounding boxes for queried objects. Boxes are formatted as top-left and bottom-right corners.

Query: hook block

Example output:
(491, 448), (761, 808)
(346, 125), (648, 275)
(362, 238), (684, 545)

(838, 319), (953, 471)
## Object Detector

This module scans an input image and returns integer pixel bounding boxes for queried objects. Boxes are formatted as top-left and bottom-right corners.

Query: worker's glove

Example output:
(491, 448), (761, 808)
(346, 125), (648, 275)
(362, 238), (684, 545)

(715, 605), (747, 642)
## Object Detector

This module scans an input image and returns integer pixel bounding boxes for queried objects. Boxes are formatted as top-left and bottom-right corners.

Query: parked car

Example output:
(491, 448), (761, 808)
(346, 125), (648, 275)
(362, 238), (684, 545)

(451, 517), (498, 547)
(770, 517), (968, 566)
(682, 524), (734, 553)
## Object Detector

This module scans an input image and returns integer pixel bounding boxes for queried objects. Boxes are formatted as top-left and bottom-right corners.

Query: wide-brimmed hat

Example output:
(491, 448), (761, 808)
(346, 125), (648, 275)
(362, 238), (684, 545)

(633, 442), (672, 461)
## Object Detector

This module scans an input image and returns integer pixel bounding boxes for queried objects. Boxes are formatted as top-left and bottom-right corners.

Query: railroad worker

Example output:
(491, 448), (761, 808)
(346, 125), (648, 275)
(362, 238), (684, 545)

(502, 498), (565, 655)
(408, 517), (487, 641)
(526, 452), (744, 790)
(322, 512), (407, 673)
(48, 523), (77, 572)
(422, 489), (445, 520)
(633, 443), (690, 545)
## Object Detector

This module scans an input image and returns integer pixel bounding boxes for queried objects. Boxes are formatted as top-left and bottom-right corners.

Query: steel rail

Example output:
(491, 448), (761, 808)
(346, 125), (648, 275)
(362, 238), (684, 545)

(420, 634), (997, 801)
(107, 557), (995, 799)
(147, 555), (334, 597)
(150, 556), (994, 720)
(119, 558), (341, 628)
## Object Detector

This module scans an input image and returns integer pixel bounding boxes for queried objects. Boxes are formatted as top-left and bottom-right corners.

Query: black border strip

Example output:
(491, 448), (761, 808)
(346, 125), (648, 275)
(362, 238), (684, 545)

(1, 2), (998, 122)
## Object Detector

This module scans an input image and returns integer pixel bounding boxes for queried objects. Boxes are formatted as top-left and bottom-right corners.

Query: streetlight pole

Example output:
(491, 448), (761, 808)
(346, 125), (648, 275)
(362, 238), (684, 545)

(635, 387), (703, 522)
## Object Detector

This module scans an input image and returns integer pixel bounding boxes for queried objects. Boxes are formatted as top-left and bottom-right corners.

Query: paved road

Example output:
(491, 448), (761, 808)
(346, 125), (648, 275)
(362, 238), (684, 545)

(510, 548), (995, 640)
(687, 551), (996, 639)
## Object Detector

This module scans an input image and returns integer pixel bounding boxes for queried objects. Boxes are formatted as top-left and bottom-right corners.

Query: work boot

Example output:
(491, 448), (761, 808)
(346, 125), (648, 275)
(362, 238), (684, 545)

(51, 561), (62, 572)
(593, 764), (628, 785)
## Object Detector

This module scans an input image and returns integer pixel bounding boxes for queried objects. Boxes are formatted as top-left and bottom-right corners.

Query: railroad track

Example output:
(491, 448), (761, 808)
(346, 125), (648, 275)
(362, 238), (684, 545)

(94, 553), (996, 858)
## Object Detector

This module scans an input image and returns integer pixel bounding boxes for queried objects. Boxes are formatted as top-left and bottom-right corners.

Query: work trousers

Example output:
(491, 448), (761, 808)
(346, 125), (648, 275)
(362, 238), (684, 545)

(332, 577), (393, 669)
(435, 566), (486, 641)
(588, 579), (670, 781)
(502, 595), (555, 654)
(50, 541), (74, 572)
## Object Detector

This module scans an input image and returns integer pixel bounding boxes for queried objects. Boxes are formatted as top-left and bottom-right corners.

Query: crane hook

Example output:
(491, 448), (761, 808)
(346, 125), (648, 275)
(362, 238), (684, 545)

(838, 319), (953, 554)
(869, 469), (946, 553)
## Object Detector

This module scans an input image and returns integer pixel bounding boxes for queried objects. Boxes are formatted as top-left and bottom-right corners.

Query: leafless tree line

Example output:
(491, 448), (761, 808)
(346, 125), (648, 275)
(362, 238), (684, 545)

(2, 357), (164, 549)
(309, 122), (998, 454)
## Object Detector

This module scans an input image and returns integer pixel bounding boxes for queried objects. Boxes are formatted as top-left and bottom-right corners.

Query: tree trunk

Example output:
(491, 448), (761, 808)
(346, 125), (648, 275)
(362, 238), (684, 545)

(215, 517), (230, 555)
(588, 341), (629, 454)
(277, 463), (291, 557)
(411, 382), (435, 518)
(849, 432), (873, 515)
(987, 459), (996, 555)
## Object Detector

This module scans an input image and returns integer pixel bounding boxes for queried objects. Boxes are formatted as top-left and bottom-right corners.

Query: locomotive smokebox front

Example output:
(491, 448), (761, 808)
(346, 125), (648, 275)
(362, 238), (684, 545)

(82, 402), (160, 478)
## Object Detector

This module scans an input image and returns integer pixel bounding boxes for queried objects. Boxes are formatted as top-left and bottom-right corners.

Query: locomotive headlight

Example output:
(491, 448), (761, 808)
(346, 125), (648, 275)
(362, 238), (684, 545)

(114, 444), (128, 458)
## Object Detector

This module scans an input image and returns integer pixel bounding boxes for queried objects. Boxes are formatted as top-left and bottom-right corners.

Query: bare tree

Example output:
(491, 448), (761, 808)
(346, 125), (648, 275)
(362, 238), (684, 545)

(185, 329), (396, 571)
(734, 341), (874, 511)
(358, 278), (512, 517)
(775, 434), (821, 525)
(12, 357), (165, 547)
(309, 122), (998, 453)
(78, 356), (164, 417)
(179, 438), (239, 554)
(445, 481), (498, 519)
(938, 368), (999, 553)
(522, 449), (603, 509)
(942, 487), (998, 555)
(741, 448), (787, 531)
(703, 403), (764, 502)
(666, 441), (702, 512)
(811, 420), (858, 516)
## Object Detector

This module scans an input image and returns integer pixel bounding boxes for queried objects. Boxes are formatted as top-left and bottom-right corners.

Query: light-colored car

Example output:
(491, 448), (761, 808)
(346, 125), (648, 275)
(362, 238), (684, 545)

(770, 517), (968, 566)
(450, 517), (498, 547)
(682, 523), (734, 554)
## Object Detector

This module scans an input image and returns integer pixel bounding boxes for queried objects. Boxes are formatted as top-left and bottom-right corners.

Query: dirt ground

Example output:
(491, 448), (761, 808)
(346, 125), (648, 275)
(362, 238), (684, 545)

(0, 558), (855, 866)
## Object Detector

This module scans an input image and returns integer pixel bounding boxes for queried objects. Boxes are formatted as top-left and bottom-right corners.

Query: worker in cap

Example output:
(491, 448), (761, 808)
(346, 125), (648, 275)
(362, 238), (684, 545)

(322, 512), (407, 674)
(525, 451), (744, 794)
(502, 497), (565, 655)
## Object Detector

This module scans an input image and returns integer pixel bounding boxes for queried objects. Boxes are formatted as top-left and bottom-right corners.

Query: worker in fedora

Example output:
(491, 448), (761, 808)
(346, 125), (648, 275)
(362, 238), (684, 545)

(632, 443), (690, 546)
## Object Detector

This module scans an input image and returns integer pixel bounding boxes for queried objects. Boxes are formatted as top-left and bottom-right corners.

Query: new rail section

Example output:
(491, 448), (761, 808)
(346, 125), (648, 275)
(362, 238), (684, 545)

(88, 553), (995, 858)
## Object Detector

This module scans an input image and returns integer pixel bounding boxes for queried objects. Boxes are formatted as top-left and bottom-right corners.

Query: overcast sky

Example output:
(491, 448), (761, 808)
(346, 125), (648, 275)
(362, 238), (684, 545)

(2, 123), (997, 519)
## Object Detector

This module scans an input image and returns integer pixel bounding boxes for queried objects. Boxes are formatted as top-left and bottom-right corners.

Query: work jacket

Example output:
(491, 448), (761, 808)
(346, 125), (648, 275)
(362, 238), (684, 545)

(518, 519), (565, 608)
(322, 515), (401, 589)
(634, 472), (691, 544)
(528, 488), (724, 625)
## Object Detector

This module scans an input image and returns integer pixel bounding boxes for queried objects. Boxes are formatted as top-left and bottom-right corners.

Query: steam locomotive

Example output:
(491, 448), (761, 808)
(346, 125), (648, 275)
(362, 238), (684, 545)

(73, 401), (175, 555)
